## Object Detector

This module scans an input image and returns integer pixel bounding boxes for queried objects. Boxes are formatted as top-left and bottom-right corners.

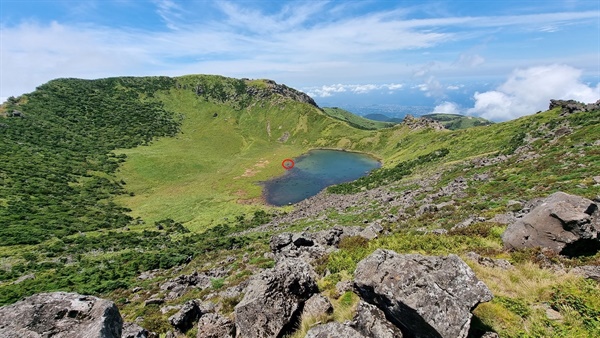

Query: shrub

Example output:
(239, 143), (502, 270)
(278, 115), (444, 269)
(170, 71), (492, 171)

(210, 278), (225, 290)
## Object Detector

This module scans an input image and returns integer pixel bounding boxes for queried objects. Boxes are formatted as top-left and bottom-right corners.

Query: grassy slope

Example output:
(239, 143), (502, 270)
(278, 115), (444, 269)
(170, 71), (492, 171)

(363, 113), (404, 123)
(423, 113), (494, 130)
(316, 108), (600, 337)
(113, 81), (541, 231)
(115, 78), (381, 231)
(321, 107), (395, 130)
(2, 74), (599, 337)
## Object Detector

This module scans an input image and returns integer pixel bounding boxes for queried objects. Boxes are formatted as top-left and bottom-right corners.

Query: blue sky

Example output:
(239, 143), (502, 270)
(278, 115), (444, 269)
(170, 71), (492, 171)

(1, 0), (599, 120)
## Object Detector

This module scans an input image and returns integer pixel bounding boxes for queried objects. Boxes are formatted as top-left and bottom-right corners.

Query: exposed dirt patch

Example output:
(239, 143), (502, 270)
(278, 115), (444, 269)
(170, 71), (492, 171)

(234, 160), (270, 179)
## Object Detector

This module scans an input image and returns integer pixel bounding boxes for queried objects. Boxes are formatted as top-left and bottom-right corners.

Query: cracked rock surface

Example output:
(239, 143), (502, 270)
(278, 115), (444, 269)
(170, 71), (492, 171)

(354, 249), (493, 338)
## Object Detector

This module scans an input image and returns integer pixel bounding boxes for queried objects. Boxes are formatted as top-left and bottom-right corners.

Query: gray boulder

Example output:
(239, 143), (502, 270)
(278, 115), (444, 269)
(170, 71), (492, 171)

(305, 322), (367, 338)
(302, 294), (333, 317)
(0, 292), (122, 338)
(270, 233), (293, 252)
(169, 300), (202, 333)
(313, 226), (346, 246)
(234, 258), (318, 338)
(270, 232), (326, 261)
(354, 249), (492, 338)
(502, 192), (600, 256)
(352, 301), (403, 338)
(270, 227), (371, 263)
(196, 313), (235, 338)
(571, 265), (600, 281)
(359, 222), (384, 240)
(123, 322), (157, 338)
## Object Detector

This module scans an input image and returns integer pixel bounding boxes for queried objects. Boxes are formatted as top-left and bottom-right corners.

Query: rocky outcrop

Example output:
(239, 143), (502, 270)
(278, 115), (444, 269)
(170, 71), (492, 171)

(354, 249), (493, 338)
(269, 226), (369, 262)
(502, 192), (600, 256)
(402, 115), (445, 131)
(234, 258), (318, 338)
(0, 292), (123, 338)
(305, 322), (367, 338)
(160, 268), (229, 300)
(169, 300), (202, 333)
(351, 301), (404, 338)
(549, 99), (600, 116)
(245, 79), (319, 108)
(196, 313), (235, 338)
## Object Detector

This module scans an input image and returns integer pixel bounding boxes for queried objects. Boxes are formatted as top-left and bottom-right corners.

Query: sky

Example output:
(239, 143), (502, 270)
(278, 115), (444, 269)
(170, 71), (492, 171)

(1, 0), (599, 121)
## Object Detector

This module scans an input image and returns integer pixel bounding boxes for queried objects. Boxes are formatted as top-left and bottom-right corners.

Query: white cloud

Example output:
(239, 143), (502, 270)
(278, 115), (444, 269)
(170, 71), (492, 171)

(385, 83), (404, 90)
(416, 76), (445, 98)
(431, 101), (460, 114)
(305, 84), (347, 97)
(431, 101), (460, 115)
(351, 84), (378, 94)
(446, 85), (462, 90)
(304, 83), (405, 97)
(0, 2), (598, 99)
(454, 53), (485, 68)
(0, 21), (151, 99)
(153, 0), (184, 30)
(467, 64), (600, 121)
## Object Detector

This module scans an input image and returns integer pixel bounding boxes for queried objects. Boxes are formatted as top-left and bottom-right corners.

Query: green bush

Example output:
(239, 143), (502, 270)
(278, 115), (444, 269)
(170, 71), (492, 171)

(211, 278), (225, 290)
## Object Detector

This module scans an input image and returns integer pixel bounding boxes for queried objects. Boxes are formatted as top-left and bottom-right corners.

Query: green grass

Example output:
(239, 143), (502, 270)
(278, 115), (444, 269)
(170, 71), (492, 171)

(322, 107), (395, 130)
(2, 74), (600, 337)
(115, 84), (380, 231)
(423, 113), (493, 130)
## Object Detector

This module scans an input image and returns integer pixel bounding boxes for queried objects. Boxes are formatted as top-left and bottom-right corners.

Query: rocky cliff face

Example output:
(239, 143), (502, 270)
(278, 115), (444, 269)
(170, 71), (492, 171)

(241, 78), (319, 108)
(402, 114), (446, 131)
(549, 99), (600, 116)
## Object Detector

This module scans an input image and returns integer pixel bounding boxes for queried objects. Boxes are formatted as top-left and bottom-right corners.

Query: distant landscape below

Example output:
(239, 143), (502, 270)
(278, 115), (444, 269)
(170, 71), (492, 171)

(325, 104), (435, 120)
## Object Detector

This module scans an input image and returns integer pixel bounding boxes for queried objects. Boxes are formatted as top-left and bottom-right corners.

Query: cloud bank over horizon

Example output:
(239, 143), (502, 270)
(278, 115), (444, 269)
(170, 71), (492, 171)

(427, 64), (599, 121)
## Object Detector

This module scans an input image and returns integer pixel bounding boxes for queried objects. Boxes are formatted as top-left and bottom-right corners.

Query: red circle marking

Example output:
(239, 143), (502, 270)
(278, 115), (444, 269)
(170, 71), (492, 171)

(282, 158), (295, 170)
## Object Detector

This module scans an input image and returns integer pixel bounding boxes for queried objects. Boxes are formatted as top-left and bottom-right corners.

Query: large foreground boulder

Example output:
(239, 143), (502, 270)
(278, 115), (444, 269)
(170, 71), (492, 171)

(234, 258), (318, 338)
(502, 192), (600, 256)
(0, 292), (122, 338)
(354, 250), (492, 338)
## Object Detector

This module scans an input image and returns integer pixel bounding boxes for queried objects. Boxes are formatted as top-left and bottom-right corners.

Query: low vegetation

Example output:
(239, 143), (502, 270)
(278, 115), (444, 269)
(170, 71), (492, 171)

(1, 75), (599, 337)
(322, 107), (395, 130)
(423, 113), (494, 130)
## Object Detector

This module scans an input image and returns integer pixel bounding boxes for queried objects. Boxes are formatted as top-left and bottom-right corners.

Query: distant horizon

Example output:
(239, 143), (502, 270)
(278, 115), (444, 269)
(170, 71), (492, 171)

(2, 0), (599, 121)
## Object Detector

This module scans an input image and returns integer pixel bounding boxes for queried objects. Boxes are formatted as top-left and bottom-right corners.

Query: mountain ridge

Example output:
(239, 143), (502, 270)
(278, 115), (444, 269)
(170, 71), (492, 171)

(1, 74), (599, 337)
(364, 112), (493, 130)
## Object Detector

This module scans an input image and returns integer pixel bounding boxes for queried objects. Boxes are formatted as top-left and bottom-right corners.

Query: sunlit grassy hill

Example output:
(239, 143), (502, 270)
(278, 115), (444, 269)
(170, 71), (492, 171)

(1, 74), (598, 337)
(422, 113), (494, 130)
(113, 75), (389, 230)
(321, 107), (395, 130)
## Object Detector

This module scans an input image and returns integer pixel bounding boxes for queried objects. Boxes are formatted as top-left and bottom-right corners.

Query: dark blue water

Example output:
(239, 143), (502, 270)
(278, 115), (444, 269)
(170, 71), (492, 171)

(263, 149), (380, 206)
